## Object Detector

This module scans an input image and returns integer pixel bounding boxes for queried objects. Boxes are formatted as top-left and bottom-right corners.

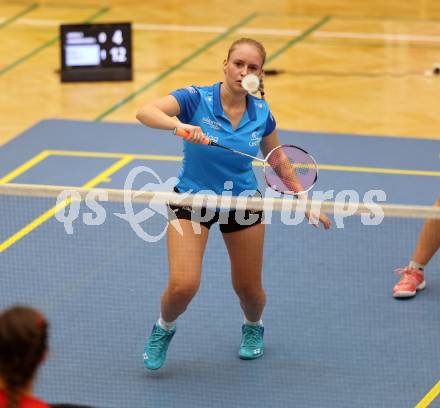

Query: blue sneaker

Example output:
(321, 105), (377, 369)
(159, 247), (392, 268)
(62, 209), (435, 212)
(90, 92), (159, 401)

(239, 324), (264, 360)
(143, 324), (176, 370)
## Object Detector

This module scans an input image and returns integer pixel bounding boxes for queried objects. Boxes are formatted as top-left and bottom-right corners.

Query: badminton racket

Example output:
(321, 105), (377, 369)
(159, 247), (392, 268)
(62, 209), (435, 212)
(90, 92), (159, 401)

(173, 128), (318, 195)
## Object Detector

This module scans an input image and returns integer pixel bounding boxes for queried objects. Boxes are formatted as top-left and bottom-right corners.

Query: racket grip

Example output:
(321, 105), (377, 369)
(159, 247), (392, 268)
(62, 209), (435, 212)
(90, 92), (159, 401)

(173, 128), (210, 145)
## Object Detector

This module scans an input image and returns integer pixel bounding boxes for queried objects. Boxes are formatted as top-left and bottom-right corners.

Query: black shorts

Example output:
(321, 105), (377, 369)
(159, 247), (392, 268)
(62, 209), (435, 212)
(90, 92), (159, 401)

(167, 188), (264, 233)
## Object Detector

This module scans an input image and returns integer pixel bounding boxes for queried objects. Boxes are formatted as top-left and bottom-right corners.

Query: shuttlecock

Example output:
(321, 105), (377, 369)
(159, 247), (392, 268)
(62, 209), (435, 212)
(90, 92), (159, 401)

(241, 74), (260, 93)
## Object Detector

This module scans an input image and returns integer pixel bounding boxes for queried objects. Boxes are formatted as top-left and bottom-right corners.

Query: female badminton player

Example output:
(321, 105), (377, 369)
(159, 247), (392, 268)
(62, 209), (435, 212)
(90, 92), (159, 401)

(136, 38), (332, 370)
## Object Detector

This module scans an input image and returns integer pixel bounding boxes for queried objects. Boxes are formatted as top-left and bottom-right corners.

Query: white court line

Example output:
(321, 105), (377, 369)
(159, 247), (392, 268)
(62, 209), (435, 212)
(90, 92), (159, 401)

(133, 23), (303, 36)
(314, 30), (440, 42)
(134, 23), (226, 33)
(3, 17), (440, 43)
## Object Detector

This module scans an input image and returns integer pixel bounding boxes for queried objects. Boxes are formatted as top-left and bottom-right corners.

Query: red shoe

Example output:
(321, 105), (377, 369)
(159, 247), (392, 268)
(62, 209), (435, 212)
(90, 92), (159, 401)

(393, 267), (425, 298)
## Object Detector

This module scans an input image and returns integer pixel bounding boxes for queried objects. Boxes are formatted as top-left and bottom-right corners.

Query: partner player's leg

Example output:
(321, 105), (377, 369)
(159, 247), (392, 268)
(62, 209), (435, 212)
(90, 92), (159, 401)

(393, 196), (440, 298)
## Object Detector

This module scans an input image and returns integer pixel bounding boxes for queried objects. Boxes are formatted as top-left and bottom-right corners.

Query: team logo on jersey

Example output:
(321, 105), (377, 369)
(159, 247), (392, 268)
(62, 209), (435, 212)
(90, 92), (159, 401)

(204, 131), (218, 143)
(184, 86), (197, 94)
(202, 117), (221, 130)
(249, 131), (261, 147)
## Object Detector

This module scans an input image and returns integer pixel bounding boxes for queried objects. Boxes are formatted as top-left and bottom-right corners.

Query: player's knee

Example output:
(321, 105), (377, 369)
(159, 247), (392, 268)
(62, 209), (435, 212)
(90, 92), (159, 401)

(166, 282), (199, 304)
(234, 284), (265, 304)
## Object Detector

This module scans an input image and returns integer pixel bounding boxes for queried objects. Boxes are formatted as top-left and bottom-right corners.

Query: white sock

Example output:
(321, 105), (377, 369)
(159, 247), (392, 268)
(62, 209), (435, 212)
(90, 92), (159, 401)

(157, 316), (176, 331)
(409, 261), (425, 271)
(244, 317), (263, 327)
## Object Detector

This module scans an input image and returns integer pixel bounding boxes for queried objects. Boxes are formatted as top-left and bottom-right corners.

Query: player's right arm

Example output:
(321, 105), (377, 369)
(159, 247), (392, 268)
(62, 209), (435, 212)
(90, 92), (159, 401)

(136, 95), (205, 143)
(136, 95), (181, 130)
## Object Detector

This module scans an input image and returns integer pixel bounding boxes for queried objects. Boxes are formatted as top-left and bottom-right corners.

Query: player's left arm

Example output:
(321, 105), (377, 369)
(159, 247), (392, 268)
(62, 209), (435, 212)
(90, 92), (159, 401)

(260, 131), (332, 230)
(260, 129), (280, 158)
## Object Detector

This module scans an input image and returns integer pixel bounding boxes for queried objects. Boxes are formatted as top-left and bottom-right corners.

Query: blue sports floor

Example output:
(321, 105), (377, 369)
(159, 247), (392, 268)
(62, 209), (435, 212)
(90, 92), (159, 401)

(0, 120), (439, 407)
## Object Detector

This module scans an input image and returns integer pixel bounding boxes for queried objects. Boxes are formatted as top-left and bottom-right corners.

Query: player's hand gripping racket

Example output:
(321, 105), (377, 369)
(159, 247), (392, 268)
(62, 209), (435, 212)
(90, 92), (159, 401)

(173, 128), (318, 195)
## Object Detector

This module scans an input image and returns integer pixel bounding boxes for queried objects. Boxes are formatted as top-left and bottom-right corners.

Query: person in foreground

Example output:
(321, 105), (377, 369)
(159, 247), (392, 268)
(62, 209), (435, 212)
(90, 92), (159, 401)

(0, 305), (49, 408)
(393, 196), (440, 298)
(137, 38), (332, 370)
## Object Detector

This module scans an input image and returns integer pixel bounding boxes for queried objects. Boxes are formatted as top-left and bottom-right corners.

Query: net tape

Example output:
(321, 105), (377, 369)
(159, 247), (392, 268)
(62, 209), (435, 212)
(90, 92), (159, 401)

(1, 183), (439, 220)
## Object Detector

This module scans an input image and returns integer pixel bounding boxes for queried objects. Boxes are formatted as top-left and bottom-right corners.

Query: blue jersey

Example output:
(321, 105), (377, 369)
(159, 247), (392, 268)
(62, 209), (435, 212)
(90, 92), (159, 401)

(171, 82), (276, 196)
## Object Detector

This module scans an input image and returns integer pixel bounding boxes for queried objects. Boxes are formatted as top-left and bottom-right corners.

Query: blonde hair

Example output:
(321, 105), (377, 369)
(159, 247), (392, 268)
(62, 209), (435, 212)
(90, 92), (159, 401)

(227, 38), (266, 66)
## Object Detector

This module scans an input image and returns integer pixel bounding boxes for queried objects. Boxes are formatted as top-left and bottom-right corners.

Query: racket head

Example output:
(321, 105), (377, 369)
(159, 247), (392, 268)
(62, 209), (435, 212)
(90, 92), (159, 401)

(263, 144), (318, 195)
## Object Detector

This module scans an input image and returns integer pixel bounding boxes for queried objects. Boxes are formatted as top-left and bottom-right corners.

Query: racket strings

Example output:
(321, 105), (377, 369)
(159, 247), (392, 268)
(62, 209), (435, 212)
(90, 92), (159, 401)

(272, 161), (312, 177)
(269, 160), (307, 191)
(265, 147), (318, 194)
